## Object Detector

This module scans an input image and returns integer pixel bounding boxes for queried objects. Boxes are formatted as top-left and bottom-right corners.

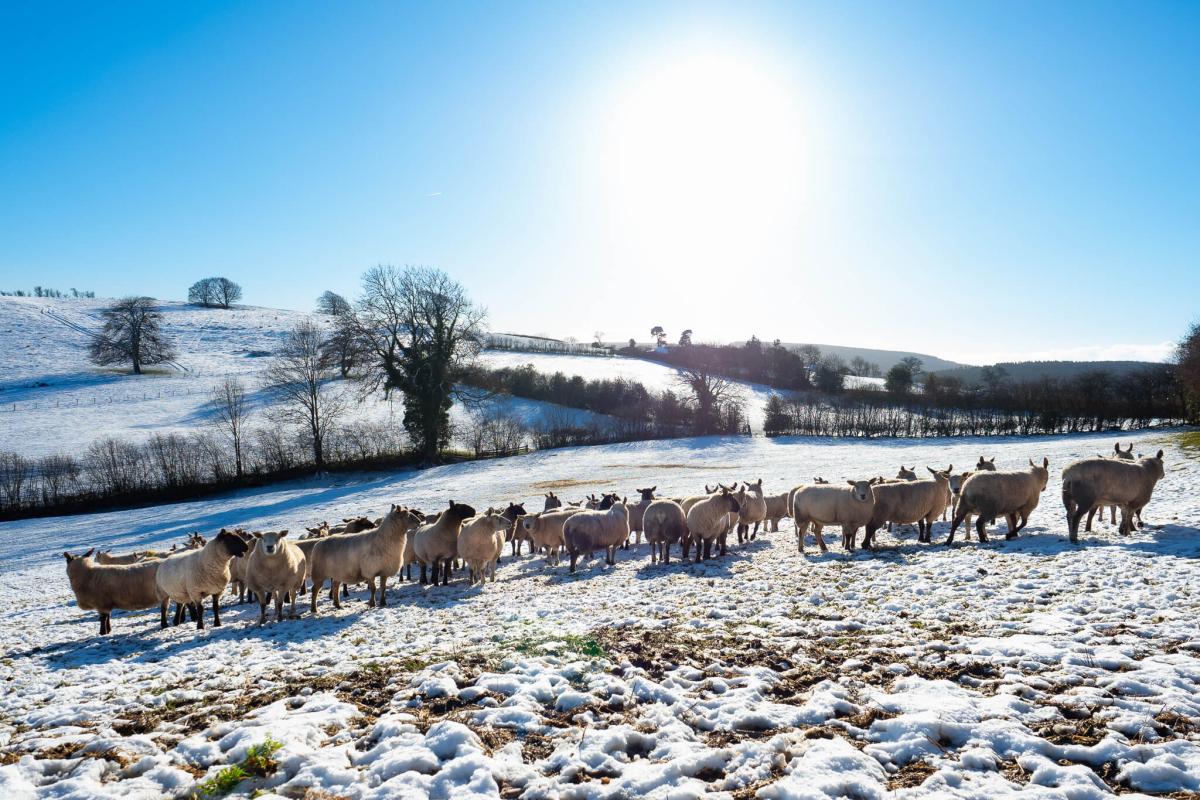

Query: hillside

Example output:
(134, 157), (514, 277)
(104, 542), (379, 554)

(0, 297), (610, 458)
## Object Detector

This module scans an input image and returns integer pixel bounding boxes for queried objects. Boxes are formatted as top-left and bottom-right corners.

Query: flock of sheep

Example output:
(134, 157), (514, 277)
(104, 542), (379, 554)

(62, 443), (1167, 637)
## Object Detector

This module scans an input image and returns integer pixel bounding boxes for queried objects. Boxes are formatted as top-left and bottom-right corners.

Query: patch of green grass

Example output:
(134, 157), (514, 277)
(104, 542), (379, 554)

(190, 736), (282, 798)
(510, 632), (607, 660)
(360, 661), (382, 674)
(1175, 430), (1200, 456)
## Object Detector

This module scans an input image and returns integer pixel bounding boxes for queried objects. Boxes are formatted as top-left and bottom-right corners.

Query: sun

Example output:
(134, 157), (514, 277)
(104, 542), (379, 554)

(589, 39), (817, 279)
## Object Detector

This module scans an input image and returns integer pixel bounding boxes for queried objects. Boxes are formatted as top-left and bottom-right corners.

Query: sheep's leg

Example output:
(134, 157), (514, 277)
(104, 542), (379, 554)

(380, 574), (390, 605)
(258, 594), (268, 625)
(948, 505), (970, 545)
(366, 576), (377, 607)
(272, 590), (284, 622)
(194, 601), (205, 630)
(98, 613), (108, 636)
(975, 516), (989, 543)
(310, 580), (320, 614)
(172, 602), (184, 626)
(159, 600), (169, 629)
(569, 550), (578, 573)
(342, 584), (349, 599)
(1084, 507), (1096, 532)
(441, 557), (450, 586)
(211, 594), (221, 627)
(419, 563), (428, 585)
(1003, 513), (1019, 539)
(813, 524), (828, 553)
(1118, 507), (1133, 536)
(332, 581), (343, 609)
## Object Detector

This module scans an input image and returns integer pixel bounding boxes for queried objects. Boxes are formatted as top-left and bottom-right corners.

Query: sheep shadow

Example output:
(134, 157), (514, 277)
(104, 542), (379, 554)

(631, 535), (775, 580)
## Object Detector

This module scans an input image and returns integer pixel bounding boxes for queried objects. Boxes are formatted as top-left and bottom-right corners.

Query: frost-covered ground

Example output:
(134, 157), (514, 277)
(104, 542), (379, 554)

(2, 429), (1198, 799)
(0, 298), (609, 457)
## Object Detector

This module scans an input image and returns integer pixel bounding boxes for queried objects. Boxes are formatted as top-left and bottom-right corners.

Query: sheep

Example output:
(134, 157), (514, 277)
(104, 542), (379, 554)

(976, 456), (996, 471)
(790, 481), (875, 553)
(948, 470), (977, 538)
(583, 493), (602, 510)
(1063, 450), (1165, 542)
(518, 507), (583, 565)
(232, 531), (259, 603)
(94, 550), (147, 565)
(1086, 443), (1139, 530)
(245, 530), (307, 624)
(458, 509), (510, 584)
(308, 505), (424, 609)
(543, 492), (562, 511)
(412, 501), (478, 586)
(625, 486), (657, 548)
(763, 490), (790, 532)
(64, 549), (162, 635)
(735, 479), (768, 543)
(502, 502), (530, 556)
(155, 530), (249, 630)
(685, 489), (742, 561)
(949, 458), (1049, 544)
(563, 496), (629, 572)
(642, 499), (687, 564)
(863, 467), (952, 548)
(896, 466), (917, 480)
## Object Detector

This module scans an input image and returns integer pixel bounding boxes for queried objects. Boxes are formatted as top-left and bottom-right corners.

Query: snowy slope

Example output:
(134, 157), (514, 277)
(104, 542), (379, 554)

(2, 429), (1198, 798)
(0, 298), (612, 458)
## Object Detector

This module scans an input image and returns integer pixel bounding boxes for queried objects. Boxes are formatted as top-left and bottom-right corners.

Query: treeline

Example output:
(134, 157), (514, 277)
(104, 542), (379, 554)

(1, 287), (95, 298)
(626, 337), (860, 392)
(0, 423), (413, 519)
(764, 365), (1185, 438)
(459, 363), (748, 436)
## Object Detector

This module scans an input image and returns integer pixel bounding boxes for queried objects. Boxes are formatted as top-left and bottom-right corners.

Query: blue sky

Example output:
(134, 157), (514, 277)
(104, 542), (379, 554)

(1, 1), (1196, 364)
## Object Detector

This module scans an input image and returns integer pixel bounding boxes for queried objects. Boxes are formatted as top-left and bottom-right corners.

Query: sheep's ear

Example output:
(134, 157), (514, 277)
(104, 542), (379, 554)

(448, 500), (455, 508)
(1042, 457), (1049, 468)
(63, 551), (73, 561)
(1156, 449), (1164, 459)
(927, 466), (936, 476)
(650, 485), (656, 492)
(279, 530), (289, 538)
(847, 480), (857, 487)
(947, 464), (952, 473)
(83, 547), (94, 558)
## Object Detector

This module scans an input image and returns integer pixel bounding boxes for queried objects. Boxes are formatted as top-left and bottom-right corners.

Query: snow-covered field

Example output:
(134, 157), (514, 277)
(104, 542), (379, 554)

(0, 298), (610, 457)
(3, 429), (1198, 799)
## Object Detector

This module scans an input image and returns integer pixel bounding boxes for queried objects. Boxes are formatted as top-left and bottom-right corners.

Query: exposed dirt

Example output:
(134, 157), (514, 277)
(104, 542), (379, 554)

(887, 758), (938, 789)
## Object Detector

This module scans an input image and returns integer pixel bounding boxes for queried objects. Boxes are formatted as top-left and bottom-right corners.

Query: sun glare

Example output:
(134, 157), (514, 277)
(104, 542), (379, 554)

(591, 41), (817, 279)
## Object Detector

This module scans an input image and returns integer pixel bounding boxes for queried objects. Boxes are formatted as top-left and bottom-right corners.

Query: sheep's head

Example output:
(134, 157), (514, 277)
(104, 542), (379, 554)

(1139, 450), (1166, 480)
(544, 493), (562, 510)
(896, 466), (917, 480)
(637, 486), (656, 501)
(846, 480), (873, 503)
(259, 530), (289, 556)
(742, 479), (763, 494)
(446, 500), (477, 522)
(216, 529), (250, 558)
(502, 502), (526, 522)
(1114, 442), (1136, 461)
(813, 477), (829, 484)
(598, 492), (620, 510)
(927, 465), (952, 481)
(976, 456), (996, 471)
(62, 547), (95, 563)
(949, 471), (973, 496)
(1028, 458), (1050, 491)
(520, 513), (541, 533)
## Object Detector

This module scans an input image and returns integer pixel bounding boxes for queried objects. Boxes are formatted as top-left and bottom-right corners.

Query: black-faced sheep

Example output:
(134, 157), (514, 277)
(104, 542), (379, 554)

(155, 529), (249, 630)
(412, 501), (478, 586)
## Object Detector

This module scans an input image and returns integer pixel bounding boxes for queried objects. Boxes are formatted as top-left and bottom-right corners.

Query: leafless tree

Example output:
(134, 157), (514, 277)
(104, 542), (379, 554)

(88, 296), (176, 374)
(189, 277), (242, 308)
(211, 377), (252, 477)
(0, 452), (31, 509)
(261, 319), (345, 470)
(349, 265), (485, 461)
(675, 366), (745, 435)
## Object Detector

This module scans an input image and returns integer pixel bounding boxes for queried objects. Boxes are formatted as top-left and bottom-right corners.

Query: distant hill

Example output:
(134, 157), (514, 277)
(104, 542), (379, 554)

(927, 360), (1163, 385)
(768, 342), (969, 374)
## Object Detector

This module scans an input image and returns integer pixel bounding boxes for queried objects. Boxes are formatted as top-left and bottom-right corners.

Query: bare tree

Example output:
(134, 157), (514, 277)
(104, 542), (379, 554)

(211, 377), (252, 477)
(350, 265), (485, 462)
(213, 277), (242, 308)
(675, 366), (745, 435)
(261, 320), (345, 471)
(189, 277), (241, 308)
(88, 296), (176, 374)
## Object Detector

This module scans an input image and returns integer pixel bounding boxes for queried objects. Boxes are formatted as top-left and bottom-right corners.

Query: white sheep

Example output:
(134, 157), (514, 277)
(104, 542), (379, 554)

(1063, 450), (1164, 542)
(518, 508), (583, 565)
(685, 489), (743, 561)
(863, 467), (952, 547)
(309, 505), (424, 611)
(949, 458), (1050, 544)
(64, 549), (162, 635)
(790, 481), (875, 553)
(642, 499), (687, 564)
(625, 486), (657, 548)
(245, 530), (307, 624)
(458, 509), (510, 584)
(735, 479), (767, 543)
(563, 497), (629, 572)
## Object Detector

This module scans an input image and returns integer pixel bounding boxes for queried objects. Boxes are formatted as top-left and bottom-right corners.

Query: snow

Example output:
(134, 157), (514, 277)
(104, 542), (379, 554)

(0, 297), (611, 458)
(1, 429), (1198, 797)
